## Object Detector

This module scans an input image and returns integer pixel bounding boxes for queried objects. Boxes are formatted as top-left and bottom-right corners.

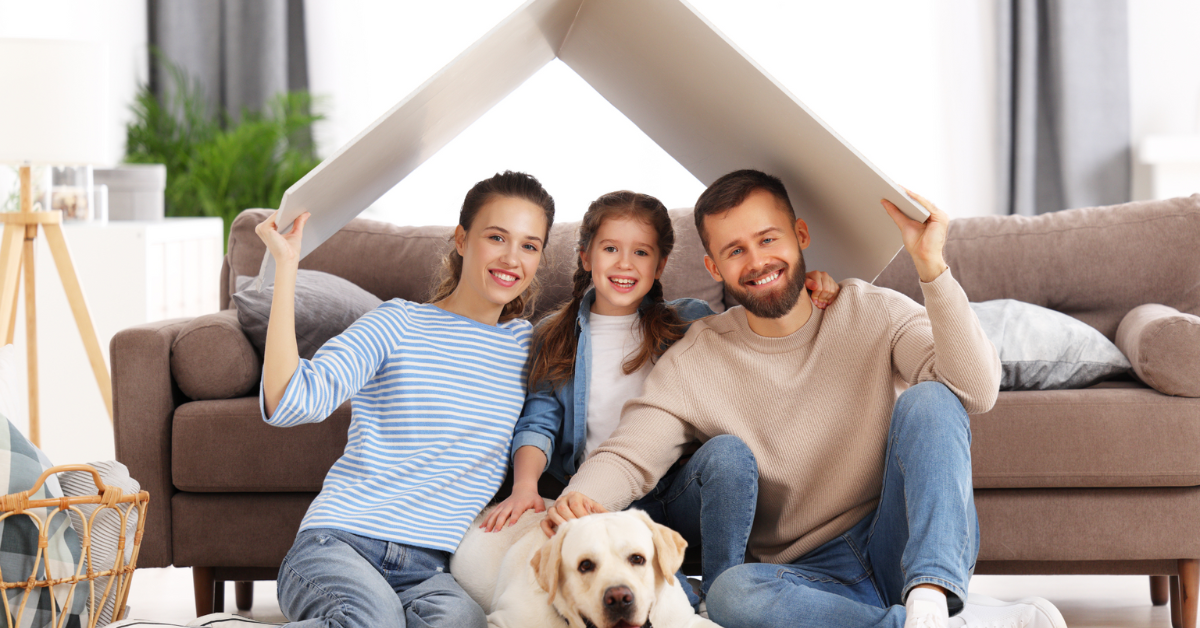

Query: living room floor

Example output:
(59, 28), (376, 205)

(123, 569), (1170, 626)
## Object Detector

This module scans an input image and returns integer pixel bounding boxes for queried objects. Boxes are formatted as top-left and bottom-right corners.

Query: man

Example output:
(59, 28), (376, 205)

(543, 170), (1066, 628)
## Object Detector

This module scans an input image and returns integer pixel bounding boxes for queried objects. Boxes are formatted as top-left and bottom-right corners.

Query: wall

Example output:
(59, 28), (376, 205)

(1128, 0), (1200, 201)
(304, 0), (1002, 225)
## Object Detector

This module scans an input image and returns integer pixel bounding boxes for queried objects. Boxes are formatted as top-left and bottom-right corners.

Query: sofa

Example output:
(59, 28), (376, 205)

(112, 195), (1200, 624)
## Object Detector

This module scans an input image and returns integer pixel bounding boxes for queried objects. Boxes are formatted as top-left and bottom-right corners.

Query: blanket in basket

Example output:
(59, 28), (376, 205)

(0, 417), (86, 628)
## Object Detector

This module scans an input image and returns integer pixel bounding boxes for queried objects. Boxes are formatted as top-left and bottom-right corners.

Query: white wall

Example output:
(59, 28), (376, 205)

(0, 0), (149, 166)
(305, 0), (1002, 225)
(1128, 0), (1200, 201)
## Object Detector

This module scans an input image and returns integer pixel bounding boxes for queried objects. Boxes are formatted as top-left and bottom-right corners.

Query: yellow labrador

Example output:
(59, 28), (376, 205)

(452, 502), (720, 628)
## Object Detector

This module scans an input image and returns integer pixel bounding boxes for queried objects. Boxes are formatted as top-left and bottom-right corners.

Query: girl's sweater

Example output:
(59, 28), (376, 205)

(262, 299), (532, 552)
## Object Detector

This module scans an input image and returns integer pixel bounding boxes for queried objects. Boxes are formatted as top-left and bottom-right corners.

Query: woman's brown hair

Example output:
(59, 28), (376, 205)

(428, 171), (555, 322)
(527, 191), (686, 390)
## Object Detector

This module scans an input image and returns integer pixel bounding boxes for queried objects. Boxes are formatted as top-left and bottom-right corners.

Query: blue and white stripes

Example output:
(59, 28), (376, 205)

(263, 299), (532, 552)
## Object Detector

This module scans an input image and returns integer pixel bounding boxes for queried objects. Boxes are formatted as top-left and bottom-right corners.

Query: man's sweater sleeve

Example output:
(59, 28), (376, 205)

(564, 349), (697, 511)
(889, 268), (1002, 414)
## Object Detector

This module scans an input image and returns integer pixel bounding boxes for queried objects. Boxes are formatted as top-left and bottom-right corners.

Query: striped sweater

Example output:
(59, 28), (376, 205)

(262, 299), (533, 552)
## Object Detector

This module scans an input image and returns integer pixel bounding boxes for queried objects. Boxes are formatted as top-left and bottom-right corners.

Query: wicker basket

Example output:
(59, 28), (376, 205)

(0, 464), (149, 628)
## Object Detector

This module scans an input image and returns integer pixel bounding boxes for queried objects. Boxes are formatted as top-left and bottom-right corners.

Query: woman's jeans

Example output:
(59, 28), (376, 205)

(706, 382), (981, 628)
(630, 433), (759, 607)
(276, 528), (486, 628)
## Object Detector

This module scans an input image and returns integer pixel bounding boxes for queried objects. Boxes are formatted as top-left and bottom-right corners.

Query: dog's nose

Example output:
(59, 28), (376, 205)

(604, 585), (634, 610)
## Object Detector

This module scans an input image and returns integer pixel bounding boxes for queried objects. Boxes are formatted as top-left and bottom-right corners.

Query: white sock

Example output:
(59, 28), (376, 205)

(905, 587), (949, 628)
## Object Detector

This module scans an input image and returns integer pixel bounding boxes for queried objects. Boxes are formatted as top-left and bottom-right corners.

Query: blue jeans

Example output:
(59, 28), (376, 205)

(706, 382), (980, 628)
(630, 434), (758, 606)
(276, 528), (486, 628)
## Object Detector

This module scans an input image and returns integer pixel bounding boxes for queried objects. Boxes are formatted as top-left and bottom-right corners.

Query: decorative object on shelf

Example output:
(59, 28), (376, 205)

(0, 38), (113, 446)
(93, 164), (164, 221)
(51, 165), (94, 222)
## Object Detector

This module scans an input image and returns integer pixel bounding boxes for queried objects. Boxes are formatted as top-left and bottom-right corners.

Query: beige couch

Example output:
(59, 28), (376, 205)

(112, 196), (1200, 623)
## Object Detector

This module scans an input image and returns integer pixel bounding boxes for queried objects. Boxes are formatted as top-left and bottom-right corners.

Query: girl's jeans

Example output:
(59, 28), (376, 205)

(276, 528), (486, 628)
(630, 433), (759, 607)
(706, 382), (981, 628)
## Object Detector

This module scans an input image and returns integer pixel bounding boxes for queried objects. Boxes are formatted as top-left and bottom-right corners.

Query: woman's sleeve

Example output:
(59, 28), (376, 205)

(261, 302), (402, 427)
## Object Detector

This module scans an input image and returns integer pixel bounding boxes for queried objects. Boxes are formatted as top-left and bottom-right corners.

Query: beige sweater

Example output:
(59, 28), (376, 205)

(565, 270), (1001, 564)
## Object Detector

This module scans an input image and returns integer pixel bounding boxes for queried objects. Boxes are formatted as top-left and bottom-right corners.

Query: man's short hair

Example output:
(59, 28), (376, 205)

(693, 169), (796, 252)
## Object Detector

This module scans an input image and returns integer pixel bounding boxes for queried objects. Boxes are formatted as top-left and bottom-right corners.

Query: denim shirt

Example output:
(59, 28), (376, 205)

(510, 288), (716, 485)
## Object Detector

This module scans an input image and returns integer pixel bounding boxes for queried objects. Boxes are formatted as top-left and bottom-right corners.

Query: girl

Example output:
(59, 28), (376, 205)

(249, 171), (554, 628)
(482, 190), (839, 609)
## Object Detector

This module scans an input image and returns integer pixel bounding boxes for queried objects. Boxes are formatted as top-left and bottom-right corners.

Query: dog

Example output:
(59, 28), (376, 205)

(452, 501), (721, 628)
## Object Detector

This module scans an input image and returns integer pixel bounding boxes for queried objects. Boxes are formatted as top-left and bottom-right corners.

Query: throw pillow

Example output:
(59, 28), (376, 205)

(59, 461), (141, 626)
(232, 270), (384, 360)
(1116, 304), (1200, 397)
(0, 417), (87, 628)
(970, 299), (1130, 391)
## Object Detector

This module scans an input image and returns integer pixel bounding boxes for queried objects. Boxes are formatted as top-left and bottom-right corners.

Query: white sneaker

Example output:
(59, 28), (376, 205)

(955, 594), (1067, 628)
(187, 613), (280, 626)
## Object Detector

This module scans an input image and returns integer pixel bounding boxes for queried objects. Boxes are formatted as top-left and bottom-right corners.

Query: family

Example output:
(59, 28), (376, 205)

(146, 169), (1067, 628)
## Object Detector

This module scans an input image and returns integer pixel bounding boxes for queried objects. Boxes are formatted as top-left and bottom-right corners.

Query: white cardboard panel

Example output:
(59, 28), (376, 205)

(560, 0), (924, 279)
(265, 0), (581, 278)
(264, 0), (926, 283)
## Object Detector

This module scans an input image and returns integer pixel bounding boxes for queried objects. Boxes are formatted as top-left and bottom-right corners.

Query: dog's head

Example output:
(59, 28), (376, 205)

(531, 510), (688, 628)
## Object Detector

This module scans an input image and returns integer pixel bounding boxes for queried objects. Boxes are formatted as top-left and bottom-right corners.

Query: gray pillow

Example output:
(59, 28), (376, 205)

(233, 270), (384, 360)
(970, 299), (1130, 391)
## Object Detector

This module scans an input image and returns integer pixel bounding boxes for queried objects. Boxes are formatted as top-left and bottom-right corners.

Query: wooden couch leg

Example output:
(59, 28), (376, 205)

(1155, 576), (1172, 606)
(1182, 559), (1199, 628)
(193, 567), (218, 617)
(1172, 575), (1183, 628)
(236, 581), (254, 611)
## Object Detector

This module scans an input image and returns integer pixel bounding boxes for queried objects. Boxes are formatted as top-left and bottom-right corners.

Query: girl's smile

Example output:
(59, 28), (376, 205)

(581, 216), (668, 317)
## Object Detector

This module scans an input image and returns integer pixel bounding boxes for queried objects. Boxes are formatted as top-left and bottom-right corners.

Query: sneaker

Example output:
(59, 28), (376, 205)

(955, 594), (1067, 628)
(187, 613), (281, 626)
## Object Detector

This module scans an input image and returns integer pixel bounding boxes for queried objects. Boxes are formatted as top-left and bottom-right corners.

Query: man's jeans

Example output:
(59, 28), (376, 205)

(276, 528), (486, 628)
(631, 433), (759, 606)
(706, 382), (980, 628)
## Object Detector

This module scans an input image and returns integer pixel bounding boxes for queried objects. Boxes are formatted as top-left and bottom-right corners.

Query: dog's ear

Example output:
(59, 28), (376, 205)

(531, 525), (568, 604)
(631, 510), (688, 584)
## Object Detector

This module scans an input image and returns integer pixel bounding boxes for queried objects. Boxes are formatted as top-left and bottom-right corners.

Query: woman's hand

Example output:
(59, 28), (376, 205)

(483, 486), (546, 532)
(255, 210), (310, 268)
(805, 270), (840, 309)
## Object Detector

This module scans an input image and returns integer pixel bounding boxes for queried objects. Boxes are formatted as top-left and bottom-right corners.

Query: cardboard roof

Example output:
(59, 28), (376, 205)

(267, 0), (927, 282)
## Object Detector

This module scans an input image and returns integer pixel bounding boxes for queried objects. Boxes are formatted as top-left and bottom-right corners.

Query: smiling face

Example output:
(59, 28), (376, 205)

(454, 195), (547, 313)
(581, 216), (668, 317)
(702, 188), (810, 319)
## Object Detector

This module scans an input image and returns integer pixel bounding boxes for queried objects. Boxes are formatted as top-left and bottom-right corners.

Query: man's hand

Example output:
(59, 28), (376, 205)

(881, 189), (949, 283)
(804, 270), (840, 310)
(540, 492), (607, 537)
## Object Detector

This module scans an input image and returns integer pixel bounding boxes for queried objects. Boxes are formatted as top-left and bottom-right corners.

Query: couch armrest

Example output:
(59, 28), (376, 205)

(111, 317), (192, 568)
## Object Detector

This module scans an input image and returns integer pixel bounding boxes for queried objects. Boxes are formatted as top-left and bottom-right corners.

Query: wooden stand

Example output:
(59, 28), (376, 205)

(0, 165), (112, 446)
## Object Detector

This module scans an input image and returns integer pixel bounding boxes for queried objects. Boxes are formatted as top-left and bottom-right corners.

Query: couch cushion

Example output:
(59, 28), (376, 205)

(971, 381), (1200, 489)
(172, 397), (349, 492)
(171, 310), (260, 400)
(224, 207), (725, 320)
(1116, 304), (1200, 397)
(233, 270), (384, 360)
(873, 194), (1200, 341)
(971, 299), (1129, 390)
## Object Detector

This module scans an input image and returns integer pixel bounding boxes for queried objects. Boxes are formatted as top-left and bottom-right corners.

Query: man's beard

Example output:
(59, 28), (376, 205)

(724, 250), (806, 319)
